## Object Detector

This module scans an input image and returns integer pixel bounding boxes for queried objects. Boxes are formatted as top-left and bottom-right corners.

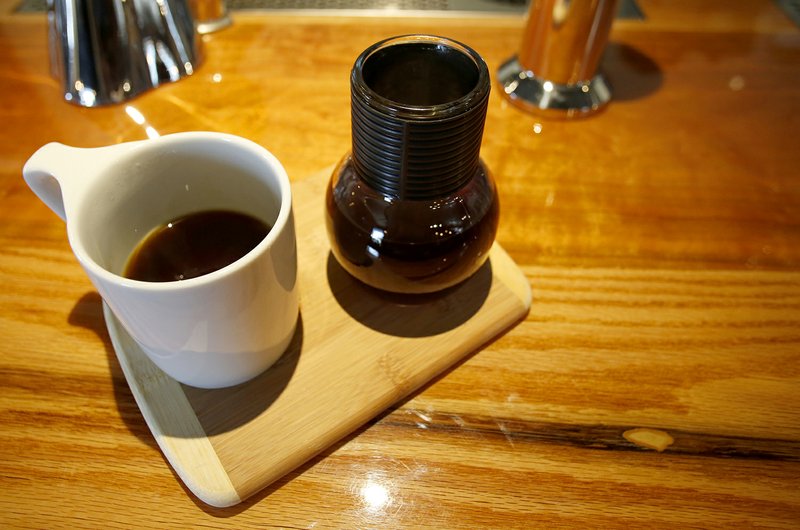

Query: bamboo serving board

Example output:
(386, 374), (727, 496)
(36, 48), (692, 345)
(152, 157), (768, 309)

(103, 169), (531, 507)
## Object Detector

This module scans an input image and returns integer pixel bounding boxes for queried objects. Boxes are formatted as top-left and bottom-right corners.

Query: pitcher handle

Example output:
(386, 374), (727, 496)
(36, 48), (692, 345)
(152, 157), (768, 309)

(23, 141), (143, 222)
(22, 143), (76, 222)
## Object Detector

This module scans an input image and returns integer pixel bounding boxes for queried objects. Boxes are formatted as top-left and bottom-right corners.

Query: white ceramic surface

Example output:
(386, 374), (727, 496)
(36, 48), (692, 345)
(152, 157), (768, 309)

(23, 132), (299, 389)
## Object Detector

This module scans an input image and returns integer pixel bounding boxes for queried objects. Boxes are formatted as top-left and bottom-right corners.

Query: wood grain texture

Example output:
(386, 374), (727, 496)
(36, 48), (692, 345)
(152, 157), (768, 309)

(1, 2), (800, 527)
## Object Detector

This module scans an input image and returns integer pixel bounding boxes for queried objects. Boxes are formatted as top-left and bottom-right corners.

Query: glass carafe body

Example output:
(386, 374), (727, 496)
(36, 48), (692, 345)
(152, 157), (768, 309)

(326, 35), (499, 294)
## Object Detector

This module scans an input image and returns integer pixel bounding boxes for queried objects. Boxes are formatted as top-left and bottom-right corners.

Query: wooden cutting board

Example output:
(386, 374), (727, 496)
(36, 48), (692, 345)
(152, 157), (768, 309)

(103, 169), (531, 507)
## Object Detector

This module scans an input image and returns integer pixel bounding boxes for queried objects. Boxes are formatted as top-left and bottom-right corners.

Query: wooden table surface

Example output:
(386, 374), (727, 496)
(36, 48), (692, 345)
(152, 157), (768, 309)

(1, 1), (799, 527)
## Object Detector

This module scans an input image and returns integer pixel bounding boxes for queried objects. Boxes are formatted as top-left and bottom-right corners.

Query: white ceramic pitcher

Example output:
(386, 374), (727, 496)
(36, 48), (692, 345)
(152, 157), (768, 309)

(23, 132), (299, 389)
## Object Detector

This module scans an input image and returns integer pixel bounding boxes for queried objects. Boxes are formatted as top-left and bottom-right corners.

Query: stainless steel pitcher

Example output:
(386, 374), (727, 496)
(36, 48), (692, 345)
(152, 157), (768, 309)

(47, 0), (203, 107)
(498, 0), (619, 117)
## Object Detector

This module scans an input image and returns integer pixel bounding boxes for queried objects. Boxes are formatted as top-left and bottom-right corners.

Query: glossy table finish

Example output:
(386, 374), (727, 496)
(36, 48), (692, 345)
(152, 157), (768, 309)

(1, 2), (799, 527)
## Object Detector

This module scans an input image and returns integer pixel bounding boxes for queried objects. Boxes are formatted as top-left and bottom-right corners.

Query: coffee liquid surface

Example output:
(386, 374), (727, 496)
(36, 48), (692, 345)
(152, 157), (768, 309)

(124, 210), (270, 282)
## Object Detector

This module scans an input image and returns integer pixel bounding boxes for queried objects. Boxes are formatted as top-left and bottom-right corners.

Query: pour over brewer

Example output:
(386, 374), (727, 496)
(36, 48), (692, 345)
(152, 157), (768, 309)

(326, 35), (499, 294)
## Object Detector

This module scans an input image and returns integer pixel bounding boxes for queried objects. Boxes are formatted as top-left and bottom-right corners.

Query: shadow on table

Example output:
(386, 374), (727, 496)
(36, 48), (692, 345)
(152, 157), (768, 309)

(68, 292), (161, 452)
(68, 292), (303, 440)
(326, 252), (493, 337)
(603, 42), (663, 102)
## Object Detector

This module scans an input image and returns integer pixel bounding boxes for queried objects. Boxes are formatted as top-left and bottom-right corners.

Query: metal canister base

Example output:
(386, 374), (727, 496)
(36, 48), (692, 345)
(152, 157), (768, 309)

(497, 56), (611, 118)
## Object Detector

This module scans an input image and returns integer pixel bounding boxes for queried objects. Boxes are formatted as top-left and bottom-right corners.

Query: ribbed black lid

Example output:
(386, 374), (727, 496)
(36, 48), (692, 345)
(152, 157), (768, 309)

(350, 35), (490, 200)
